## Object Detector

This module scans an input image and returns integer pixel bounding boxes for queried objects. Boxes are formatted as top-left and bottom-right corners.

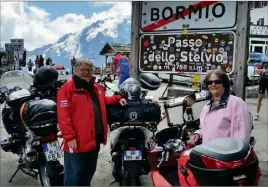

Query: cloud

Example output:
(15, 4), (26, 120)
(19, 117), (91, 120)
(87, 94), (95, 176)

(90, 2), (120, 7)
(0, 2), (131, 51)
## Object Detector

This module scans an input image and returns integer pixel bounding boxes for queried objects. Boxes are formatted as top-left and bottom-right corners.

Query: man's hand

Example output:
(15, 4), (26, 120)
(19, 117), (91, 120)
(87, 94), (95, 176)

(189, 134), (200, 145)
(68, 139), (77, 151)
(119, 98), (127, 106)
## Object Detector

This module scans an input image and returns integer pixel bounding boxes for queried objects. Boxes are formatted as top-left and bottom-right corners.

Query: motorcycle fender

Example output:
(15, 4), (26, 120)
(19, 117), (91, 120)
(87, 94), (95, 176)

(178, 151), (198, 186)
(124, 161), (142, 178)
(151, 170), (172, 186)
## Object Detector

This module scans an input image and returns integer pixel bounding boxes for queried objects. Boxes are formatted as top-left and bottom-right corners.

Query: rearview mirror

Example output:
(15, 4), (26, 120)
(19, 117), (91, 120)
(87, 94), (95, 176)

(182, 93), (196, 108)
(140, 73), (161, 91)
(182, 93), (196, 123)
(0, 86), (8, 94)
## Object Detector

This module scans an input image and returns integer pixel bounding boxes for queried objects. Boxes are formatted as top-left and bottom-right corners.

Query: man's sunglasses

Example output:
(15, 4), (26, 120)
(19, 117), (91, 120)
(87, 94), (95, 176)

(207, 80), (222, 85)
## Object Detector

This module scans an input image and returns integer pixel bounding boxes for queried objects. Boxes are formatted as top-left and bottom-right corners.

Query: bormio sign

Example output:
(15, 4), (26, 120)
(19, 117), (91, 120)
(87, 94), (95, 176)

(141, 1), (237, 32)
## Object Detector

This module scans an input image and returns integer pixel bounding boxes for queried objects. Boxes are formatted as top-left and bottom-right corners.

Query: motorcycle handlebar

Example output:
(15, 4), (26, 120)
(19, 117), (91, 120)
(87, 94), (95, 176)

(164, 93), (209, 109)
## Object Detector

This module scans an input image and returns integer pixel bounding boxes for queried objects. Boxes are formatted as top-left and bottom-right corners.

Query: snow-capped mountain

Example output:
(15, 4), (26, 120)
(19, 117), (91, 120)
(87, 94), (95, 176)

(27, 17), (131, 68)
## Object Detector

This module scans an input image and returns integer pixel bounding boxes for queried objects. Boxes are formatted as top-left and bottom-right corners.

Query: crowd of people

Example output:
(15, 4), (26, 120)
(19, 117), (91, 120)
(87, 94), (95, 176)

(27, 55), (53, 72)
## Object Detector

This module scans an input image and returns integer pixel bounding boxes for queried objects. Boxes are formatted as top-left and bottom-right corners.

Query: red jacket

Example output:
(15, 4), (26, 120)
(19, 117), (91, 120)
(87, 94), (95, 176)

(57, 76), (121, 153)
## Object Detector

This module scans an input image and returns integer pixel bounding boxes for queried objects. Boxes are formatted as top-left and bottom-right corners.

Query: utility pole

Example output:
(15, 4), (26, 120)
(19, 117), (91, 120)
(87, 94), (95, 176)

(130, 1), (141, 80)
(233, 1), (250, 100)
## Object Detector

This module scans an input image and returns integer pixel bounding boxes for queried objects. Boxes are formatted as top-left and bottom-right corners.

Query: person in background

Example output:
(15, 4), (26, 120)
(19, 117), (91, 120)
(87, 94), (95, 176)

(27, 59), (33, 72)
(57, 58), (127, 186)
(113, 52), (130, 87)
(39, 55), (44, 68)
(254, 61), (268, 120)
(189, 70), (252, 145)
(71, 56), (76, 74)
(35, 55), (39, 69)
(46, 57), (53, 66)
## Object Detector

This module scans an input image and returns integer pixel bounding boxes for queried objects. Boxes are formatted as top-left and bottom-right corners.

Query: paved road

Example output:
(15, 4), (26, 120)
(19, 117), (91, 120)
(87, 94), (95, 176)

(0, 76), (267, 186)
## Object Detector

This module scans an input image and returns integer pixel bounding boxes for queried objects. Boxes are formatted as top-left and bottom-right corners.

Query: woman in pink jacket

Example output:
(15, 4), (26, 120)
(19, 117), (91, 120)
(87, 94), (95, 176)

(189, 70), (252, 145)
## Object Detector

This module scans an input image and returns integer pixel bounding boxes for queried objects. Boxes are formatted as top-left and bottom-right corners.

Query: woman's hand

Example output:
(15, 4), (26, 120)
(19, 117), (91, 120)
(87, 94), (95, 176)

(189, 134), (200, 145)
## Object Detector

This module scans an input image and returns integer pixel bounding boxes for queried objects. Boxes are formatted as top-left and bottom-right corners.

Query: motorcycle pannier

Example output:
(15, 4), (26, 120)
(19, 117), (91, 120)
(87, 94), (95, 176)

(140, 73), (161, 91)
(187, 137), (259, 186)
(106, 99), (161, 125)
(6, 89), (32, 109)
(20, 99), (58, 137)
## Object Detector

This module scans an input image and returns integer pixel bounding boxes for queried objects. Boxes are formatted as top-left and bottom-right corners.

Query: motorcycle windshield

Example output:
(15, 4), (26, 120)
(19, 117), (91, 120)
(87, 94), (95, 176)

(0, 69), (33, 90)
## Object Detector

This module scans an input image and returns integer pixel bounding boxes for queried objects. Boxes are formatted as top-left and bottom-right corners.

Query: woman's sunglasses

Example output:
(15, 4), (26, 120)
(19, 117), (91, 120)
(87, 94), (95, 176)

(207, 80), (222, 85)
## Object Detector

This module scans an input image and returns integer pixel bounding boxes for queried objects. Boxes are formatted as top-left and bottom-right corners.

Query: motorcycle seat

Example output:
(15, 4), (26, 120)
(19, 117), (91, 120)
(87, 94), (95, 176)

(191, 137), (250, 162)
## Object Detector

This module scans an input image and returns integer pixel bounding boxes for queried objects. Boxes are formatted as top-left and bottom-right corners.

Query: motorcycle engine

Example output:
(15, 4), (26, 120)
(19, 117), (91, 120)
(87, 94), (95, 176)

(1, 136), (22, 154)
(23, 132), (38, 167)
(24, 146), (38, 168)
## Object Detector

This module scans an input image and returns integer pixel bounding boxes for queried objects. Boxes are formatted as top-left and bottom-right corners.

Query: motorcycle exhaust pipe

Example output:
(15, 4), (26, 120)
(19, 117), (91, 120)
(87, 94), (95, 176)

(25, 131), (38, 162)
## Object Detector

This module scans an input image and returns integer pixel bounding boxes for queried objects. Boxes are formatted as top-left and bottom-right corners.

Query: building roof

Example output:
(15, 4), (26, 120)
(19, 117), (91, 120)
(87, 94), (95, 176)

(99, 43), (131, 56)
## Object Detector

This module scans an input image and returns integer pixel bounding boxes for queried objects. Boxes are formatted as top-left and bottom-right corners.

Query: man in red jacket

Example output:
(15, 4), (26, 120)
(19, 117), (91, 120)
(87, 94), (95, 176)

(57, 58), (127, 186)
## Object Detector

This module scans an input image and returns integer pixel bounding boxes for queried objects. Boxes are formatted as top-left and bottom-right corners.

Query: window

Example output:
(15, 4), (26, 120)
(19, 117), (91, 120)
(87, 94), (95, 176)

(250, 1), (254, 9)
(261, 1), (268, 7)
(259, 18), (265, 25)
(255, 1), (261, 8)
(251, 40), (265, 44)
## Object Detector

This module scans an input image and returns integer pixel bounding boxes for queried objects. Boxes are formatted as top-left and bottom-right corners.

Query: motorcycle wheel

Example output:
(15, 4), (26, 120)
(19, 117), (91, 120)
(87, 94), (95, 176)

(39, 160), (64, 186)
(122, 171), (141, 186)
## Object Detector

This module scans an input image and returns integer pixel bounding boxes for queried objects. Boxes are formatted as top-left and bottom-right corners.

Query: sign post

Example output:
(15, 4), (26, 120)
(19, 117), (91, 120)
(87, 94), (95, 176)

(130, 1), (142, 80)
(131, 1), (249, 99)
(232, 2), (249, 100)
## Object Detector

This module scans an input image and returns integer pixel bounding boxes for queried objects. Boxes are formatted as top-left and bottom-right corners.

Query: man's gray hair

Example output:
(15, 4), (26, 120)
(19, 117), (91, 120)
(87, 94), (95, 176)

(74, 58), (94, 71)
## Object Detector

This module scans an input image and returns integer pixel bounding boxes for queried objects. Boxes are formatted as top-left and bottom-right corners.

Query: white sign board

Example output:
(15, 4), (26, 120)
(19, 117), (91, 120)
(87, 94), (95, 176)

(10, 39), (24, 46)
(250, 25), (268, 36)
(141, 1), (237, 32)
(5, 43), (23, 52)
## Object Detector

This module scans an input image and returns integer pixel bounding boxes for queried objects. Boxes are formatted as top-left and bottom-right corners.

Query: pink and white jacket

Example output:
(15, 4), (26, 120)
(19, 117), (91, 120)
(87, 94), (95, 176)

(195, 94), (253, 143)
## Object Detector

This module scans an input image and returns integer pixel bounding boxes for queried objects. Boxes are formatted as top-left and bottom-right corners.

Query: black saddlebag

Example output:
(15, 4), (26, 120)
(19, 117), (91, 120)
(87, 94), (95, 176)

(20, 99), (58, 137)
(188, 137), (259, 186)
(106, 99), (161, 125)
(2, 107), (26, 135)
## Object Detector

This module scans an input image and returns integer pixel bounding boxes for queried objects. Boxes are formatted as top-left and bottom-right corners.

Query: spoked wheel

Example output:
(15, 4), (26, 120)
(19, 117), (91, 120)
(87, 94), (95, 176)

(39, 162), (51, 187)
(39, 160), (64, 186)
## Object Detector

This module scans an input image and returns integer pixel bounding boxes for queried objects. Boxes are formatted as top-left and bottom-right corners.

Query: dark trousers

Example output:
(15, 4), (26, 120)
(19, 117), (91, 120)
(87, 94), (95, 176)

(64, 146), (100, 186)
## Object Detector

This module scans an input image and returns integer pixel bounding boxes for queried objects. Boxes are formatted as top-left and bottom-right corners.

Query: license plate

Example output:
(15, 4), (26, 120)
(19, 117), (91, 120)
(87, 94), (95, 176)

(233, 174), (246, 181)
(123, 150), (142, 161)
(42, 140), (63, 161)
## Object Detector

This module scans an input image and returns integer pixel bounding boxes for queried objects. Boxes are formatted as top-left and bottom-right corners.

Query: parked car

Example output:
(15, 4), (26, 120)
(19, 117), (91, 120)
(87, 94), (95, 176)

(247, 52), (268, 84)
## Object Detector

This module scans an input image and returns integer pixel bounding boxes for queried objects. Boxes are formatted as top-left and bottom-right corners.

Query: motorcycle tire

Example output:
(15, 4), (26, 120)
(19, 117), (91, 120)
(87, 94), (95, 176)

(39, 160), (64, 186)
(122, 171), (141, 186)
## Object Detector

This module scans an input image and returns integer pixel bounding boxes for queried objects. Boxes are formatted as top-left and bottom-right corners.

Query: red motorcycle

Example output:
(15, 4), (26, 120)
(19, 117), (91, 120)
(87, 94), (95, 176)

(148, 92), (261, 186)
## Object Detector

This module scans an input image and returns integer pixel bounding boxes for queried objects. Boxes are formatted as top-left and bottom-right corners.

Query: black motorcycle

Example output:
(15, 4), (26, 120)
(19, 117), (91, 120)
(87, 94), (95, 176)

(106, 73), (162, 186)
(0, 67), (66, 186)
